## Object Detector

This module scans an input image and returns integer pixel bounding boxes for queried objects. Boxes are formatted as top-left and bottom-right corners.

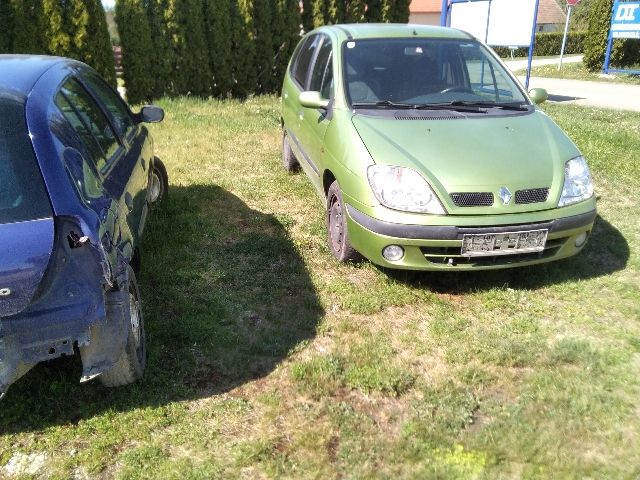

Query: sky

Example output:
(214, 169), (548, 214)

(102, 0), (114, 9)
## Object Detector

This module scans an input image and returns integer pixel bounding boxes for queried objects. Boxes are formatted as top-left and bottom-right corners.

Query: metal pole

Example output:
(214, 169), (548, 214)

(558, 6), (572, 71)
(440, 0), (449, 26)
(526, 0), (541, 90)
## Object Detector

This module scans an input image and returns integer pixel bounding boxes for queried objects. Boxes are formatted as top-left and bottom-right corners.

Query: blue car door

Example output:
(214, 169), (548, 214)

(78, 71), (152, 245)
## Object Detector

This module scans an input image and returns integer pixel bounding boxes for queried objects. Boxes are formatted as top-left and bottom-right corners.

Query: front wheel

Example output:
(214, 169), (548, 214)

(99, 265), (146, 387)
(326, 181), (359, 263)
(282, 129), (299, 173)
(149, 157), (169, 204)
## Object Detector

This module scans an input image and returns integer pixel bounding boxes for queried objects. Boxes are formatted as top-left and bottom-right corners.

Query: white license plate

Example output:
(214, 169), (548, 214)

(461, 229), (548, 257)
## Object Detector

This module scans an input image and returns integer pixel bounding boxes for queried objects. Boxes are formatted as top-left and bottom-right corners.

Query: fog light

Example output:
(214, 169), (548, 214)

(382, 245), (404, 261)
(575, 232), (588, 247)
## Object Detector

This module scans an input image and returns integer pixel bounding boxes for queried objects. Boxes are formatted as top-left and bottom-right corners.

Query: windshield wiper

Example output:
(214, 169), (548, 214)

(352, 100), (486, 113)
(352, 100), (416, 109)
(448, 101), (530, 111)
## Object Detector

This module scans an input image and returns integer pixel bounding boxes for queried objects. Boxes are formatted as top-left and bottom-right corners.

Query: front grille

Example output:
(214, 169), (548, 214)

(515, 187), (549, 204)
(450, 192), (494, 207)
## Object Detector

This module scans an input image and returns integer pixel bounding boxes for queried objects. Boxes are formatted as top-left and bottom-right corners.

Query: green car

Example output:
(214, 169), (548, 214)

(280, 24), (596, 270)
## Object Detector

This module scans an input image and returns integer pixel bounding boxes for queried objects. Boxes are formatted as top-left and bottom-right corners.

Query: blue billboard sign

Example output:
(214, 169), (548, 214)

(611, 1), (640, 38)
(603, 1), (640, 74)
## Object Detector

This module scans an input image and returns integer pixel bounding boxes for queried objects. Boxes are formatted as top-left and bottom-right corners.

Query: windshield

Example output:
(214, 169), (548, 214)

(0, 95), (52, 224)
(343, 38), (528, 108)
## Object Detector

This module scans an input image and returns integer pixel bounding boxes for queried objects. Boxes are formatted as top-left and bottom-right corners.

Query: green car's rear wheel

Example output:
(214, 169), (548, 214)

(327, 181), (358, 262)
(282, 129), (299, 173)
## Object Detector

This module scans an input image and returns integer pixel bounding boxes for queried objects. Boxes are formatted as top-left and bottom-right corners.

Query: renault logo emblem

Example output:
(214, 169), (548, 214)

(498, 187), (512, 205)
(0, 288), (11, 297)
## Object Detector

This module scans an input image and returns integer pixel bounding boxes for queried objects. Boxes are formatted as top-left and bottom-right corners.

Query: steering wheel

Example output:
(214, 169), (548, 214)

(439, 86), (474, 94)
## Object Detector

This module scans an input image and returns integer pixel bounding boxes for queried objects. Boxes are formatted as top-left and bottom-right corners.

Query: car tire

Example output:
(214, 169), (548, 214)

(99, 265), (146, 387)
(149, 157), (169, 204)
(327, 180), (359, 262)
(282, 129), (299, 173)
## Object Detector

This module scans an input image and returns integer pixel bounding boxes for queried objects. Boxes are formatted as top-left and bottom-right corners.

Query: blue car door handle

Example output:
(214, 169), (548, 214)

(125, 192), (134, 212)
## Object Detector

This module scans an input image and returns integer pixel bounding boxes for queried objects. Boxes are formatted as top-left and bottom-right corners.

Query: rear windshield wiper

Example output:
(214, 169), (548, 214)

(352, 100), (486, 113)
(447, 101), (531, 111)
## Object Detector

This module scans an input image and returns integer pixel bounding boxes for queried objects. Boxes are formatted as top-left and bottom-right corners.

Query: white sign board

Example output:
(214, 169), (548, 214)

(450, 0), (538, 47)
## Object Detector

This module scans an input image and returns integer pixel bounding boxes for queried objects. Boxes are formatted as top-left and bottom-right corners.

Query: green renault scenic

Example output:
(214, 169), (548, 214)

(280, 24), (596, 270)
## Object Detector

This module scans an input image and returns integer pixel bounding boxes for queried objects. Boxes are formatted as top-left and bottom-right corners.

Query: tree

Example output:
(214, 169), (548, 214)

(365, 0), (384, 22)
(165, 0), (212, 96)
(146, 0), (174, 98)
(11, 0), (48, 54)
(42, 0), (71, 57)
(273, 0), (301, 85)
(344, 0), (365, 23)
(116, 0), (154, 103)
(0, 0), (15, 53)
(231, 0), (256, 97)
(386, 0), (410, 22)
(79, 0), (117, 86)
(252, 0), (276, 93)
(204, 0), (234, 97)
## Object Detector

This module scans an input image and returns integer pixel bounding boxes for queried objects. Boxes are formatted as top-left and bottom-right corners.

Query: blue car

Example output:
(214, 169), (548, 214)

(0, 55), (168, 398)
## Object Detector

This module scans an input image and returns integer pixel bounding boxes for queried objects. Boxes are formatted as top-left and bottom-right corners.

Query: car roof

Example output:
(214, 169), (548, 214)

(0, 55), (80, 100)
(319, 23), (472, 41)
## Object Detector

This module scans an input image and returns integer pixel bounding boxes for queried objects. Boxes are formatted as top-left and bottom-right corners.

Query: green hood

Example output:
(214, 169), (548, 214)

(351, 110), (580, 215)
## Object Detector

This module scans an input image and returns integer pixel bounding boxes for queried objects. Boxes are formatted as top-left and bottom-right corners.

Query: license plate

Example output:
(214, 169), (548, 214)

(461, 229), (548, 257)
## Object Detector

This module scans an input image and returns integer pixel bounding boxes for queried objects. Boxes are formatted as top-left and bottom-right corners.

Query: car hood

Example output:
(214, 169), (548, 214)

(0, 218), (54, 317)
(351, 110), (580, 214)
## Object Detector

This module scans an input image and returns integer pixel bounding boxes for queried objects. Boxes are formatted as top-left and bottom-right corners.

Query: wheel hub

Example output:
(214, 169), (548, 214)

(129, 291), (141, 348)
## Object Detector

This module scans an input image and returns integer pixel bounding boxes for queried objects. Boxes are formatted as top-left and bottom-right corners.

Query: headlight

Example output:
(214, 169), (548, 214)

(558, 156), (594, 207)
(367, 165), (446, 214)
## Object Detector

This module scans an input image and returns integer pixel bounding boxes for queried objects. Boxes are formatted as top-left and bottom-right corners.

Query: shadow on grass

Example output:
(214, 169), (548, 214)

(384, 215), (630, 293)
(0, 185), (323, 432)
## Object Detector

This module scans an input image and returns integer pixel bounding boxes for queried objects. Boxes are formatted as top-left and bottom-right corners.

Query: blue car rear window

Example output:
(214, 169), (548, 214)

(0, 95), (52, 224)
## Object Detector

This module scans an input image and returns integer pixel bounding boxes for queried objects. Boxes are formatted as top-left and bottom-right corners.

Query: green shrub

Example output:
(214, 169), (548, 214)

(116, 0), (154, 104)
(204, 0), (234, 97)
(0, 0), (14, 53)
(493, 31), (587, 58)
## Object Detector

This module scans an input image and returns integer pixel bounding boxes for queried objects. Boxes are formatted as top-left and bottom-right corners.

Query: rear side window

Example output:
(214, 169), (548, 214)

(56, 79), (120, 172)
(0, 96), (52, 223)
(82, 72), (136, 140)
(292, 35), (319, 87)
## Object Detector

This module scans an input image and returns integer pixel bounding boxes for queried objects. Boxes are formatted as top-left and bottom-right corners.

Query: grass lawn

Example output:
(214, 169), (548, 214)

(1, 98), (639, 479)
(515, 61), (640, 85)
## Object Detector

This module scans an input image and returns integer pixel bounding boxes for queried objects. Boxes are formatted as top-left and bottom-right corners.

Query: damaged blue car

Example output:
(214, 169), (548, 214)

(0, 56), (168, 397)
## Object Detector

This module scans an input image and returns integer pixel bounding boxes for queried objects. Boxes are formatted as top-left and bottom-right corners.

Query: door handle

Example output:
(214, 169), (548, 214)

(125, 192), (134, 212)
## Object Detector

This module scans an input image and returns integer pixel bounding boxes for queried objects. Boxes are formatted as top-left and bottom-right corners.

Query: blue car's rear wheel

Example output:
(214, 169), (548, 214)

(99, 265), (146, 387)
(327, 181), (358, 263)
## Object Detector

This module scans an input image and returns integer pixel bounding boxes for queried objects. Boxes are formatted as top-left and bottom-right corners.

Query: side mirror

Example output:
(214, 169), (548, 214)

(528, 88), (548, 105)
(299, 91), (329, 110)
(137, 105), (165, 123)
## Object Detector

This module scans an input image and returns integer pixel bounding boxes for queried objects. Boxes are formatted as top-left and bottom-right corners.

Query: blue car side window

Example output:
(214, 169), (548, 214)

(56, 78), (121, 173)
(82, 72), (136, 141)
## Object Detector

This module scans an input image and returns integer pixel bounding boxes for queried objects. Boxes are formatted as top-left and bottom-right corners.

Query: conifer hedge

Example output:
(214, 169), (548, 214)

(1, 0), (115, 85)
(114, 0), (412, 102)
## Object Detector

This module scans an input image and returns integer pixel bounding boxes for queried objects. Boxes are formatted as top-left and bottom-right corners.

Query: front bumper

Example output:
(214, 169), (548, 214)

(345, 204), (597, 270)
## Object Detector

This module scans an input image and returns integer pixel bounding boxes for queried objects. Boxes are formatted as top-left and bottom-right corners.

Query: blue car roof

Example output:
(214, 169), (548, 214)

(0, 55), (73, 100)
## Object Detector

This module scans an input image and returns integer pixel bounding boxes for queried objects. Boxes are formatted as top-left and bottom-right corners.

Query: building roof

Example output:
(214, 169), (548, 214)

(410, 0), (567, 25)
(537, 0), (566, 25)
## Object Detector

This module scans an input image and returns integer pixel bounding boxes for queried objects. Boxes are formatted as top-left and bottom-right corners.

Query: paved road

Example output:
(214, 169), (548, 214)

(501, 54), (640, 112)
(515, 76), (640, 112)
